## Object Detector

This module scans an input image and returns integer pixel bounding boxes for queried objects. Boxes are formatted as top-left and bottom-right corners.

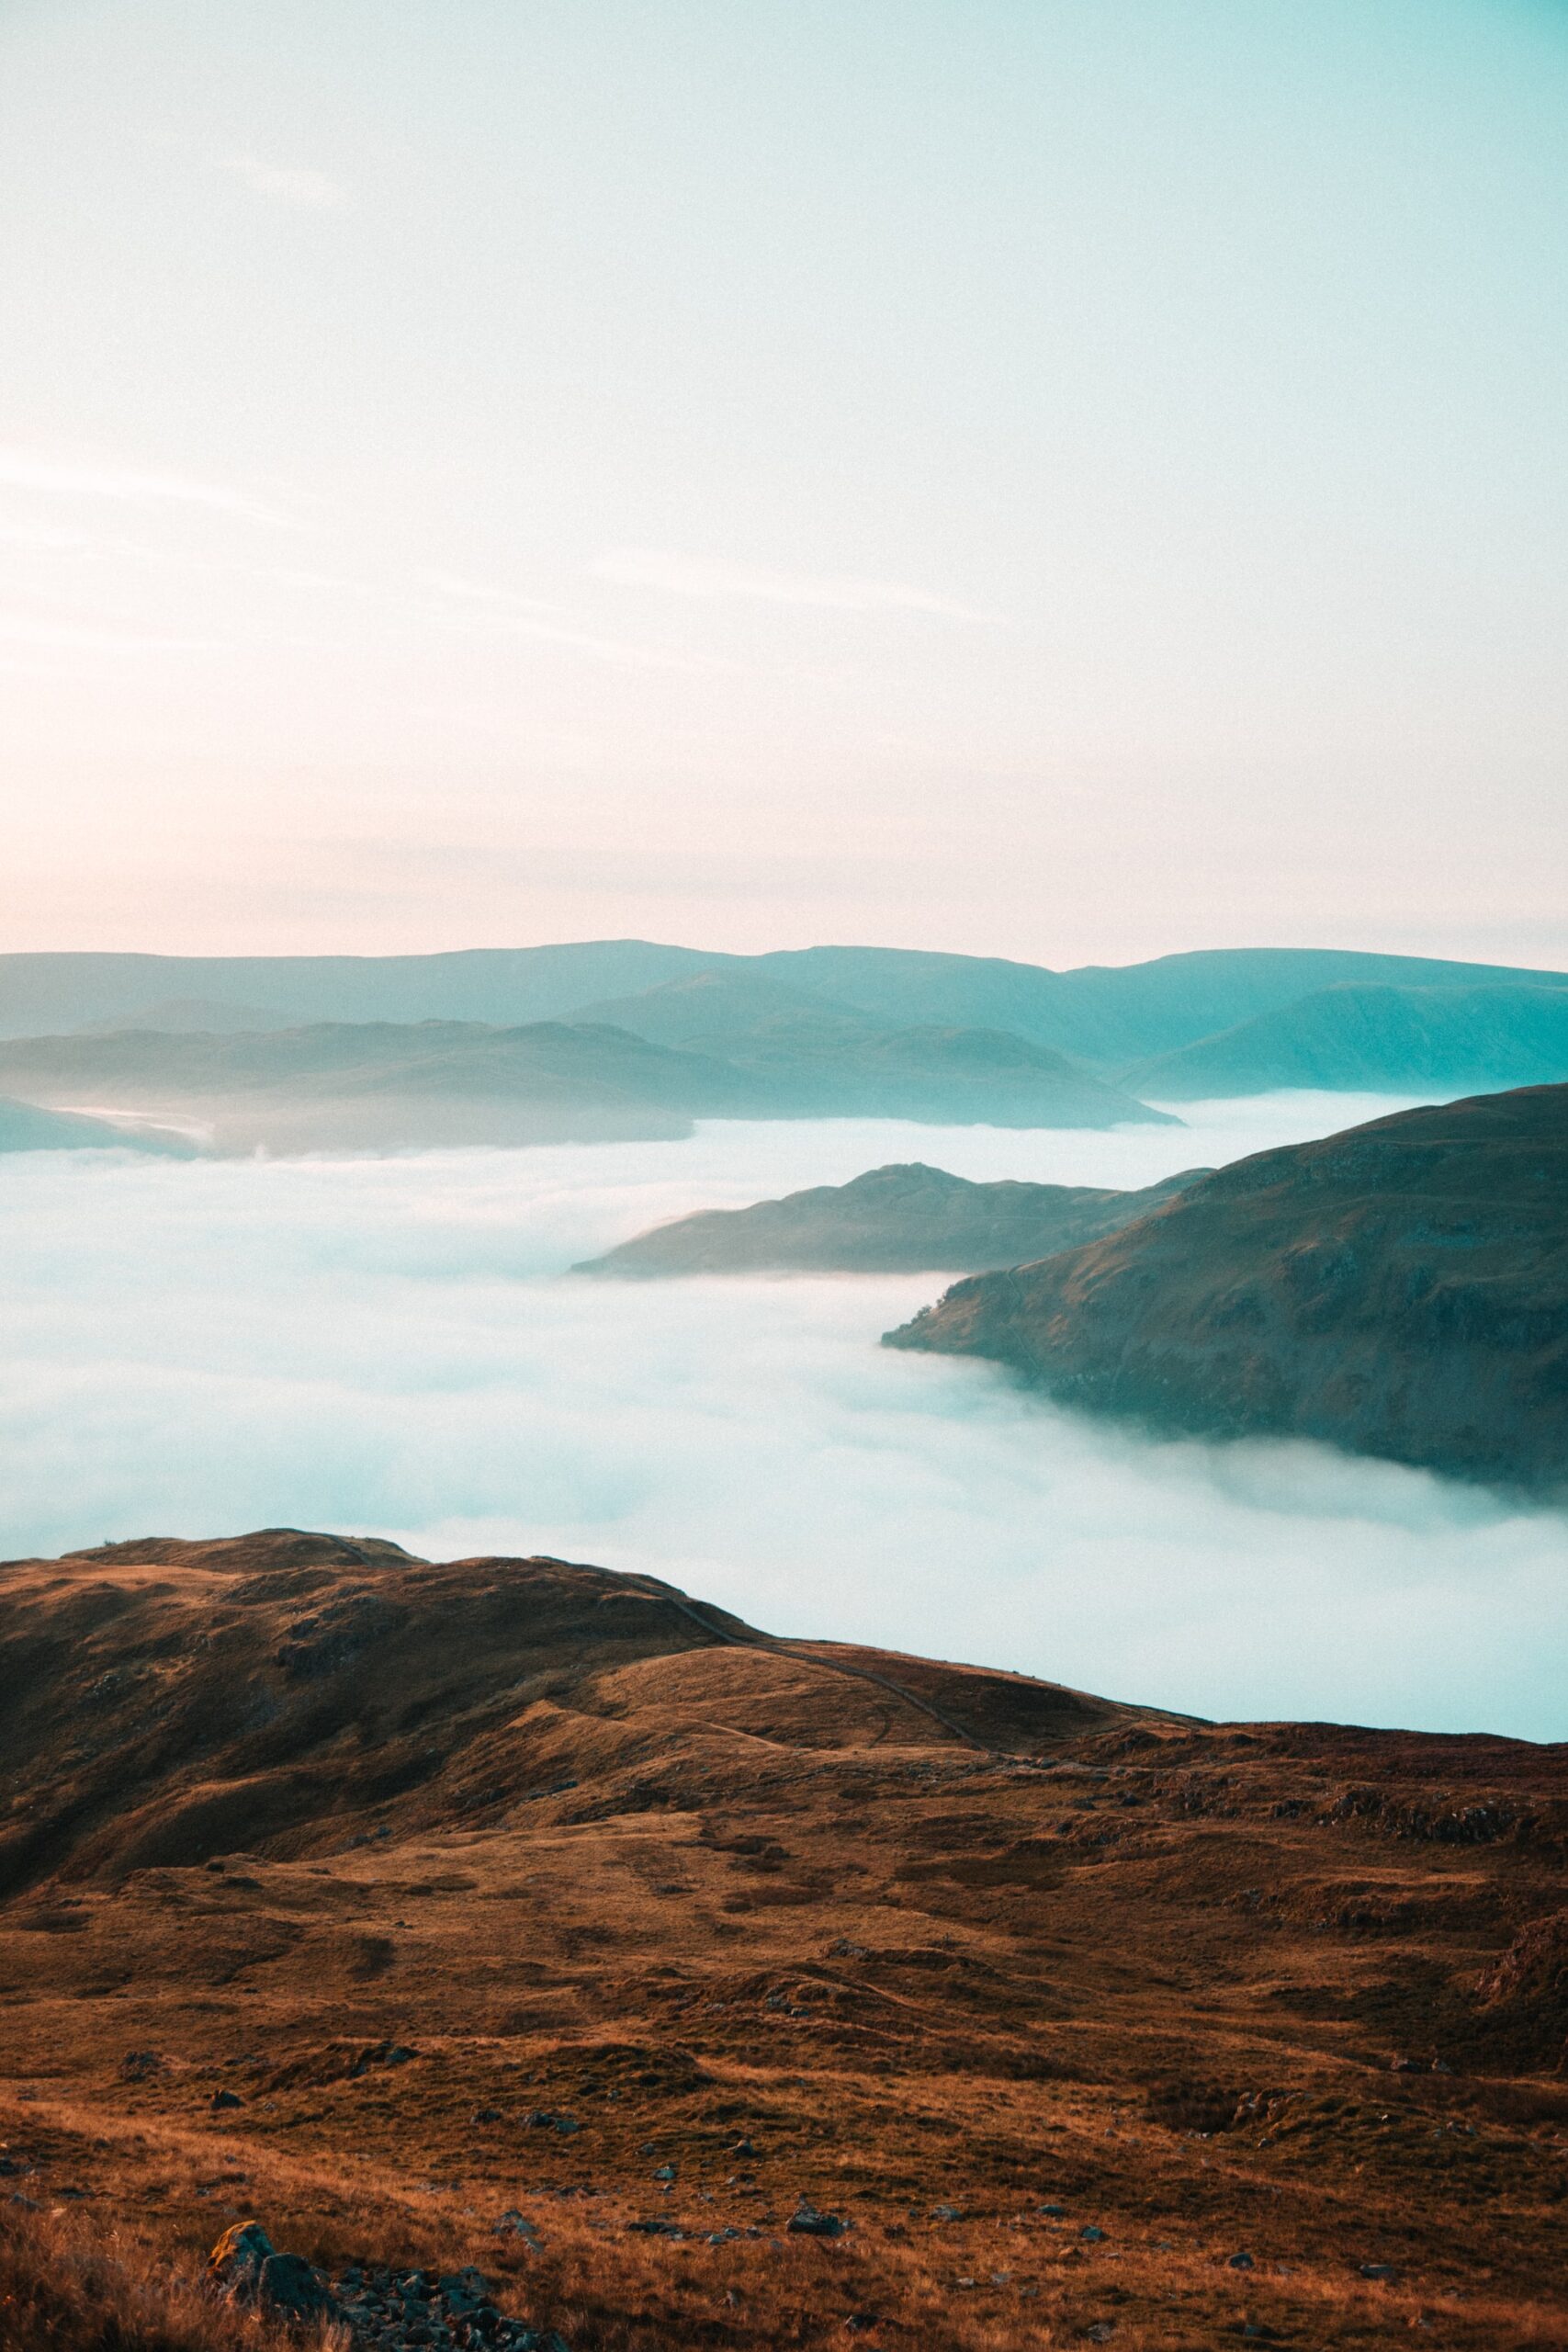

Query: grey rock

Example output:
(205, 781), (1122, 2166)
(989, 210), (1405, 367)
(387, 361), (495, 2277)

(788, 2198), (848, 2239)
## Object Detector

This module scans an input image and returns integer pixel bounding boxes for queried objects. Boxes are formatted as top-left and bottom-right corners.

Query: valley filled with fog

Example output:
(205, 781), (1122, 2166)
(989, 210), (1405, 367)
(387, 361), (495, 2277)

(4, 1091), (1562, 1740)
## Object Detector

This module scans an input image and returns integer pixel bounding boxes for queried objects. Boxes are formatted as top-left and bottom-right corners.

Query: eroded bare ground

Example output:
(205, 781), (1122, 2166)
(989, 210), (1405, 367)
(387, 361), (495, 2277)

(2, 1530), (1565, 2348)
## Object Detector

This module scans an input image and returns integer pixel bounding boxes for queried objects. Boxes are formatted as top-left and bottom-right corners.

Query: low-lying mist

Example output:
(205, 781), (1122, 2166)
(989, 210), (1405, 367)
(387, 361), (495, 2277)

(3, 1094), (1562, 1740)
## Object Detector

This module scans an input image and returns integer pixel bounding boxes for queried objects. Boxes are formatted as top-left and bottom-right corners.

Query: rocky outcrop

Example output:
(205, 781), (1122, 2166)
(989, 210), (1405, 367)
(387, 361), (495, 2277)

(577, 1161), (1212, 1277)
(886, 1085), (1568, 1490)
(209, 2222), (565, 2347)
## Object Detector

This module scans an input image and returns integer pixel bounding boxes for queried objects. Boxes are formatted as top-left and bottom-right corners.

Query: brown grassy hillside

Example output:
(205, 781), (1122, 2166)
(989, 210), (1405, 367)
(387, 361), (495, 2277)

(2, 1530), (1565, 2348)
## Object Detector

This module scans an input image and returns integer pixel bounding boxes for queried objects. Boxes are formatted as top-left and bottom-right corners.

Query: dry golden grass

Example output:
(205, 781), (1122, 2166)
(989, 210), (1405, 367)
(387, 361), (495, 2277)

(0, 2198), (343, 2352)
(3, 1531), (1566, 2348)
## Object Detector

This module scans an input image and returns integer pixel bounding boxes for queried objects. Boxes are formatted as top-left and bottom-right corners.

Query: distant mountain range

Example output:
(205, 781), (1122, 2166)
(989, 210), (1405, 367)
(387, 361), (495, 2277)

(577, 1160), (1211, 1276)
(886, 1084), (1568, 1491)
(0, 1010), (1163, 1152)
(1, 937), (1563, 1062)
(0, 942), (1563, 1138)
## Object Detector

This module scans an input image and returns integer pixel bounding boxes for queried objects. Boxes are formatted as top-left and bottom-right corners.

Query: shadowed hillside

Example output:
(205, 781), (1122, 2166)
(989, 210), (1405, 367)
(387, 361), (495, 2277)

(576, 1161), (1212, 1277)
(887, 1084), (1568, 1490)
(2, 1529), (1565, 2348)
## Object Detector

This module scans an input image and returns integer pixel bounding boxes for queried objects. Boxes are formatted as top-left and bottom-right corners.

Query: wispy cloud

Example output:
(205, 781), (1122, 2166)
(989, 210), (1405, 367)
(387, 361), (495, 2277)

(0, 447), (292, 528)
(0, 608), (218, 653)
(418, 570), (561, 618)
(217, 153), (347, 210)
(590, 547), (994, 622)
(419, 570), (725, 674)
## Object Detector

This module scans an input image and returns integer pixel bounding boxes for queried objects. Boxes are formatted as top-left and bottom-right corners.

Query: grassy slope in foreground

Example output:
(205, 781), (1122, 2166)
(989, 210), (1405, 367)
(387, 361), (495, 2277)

(576, 1160), (1213, 1276)
(886, 1082), (1568, 1491)
(1, 1527), (1565, 2351)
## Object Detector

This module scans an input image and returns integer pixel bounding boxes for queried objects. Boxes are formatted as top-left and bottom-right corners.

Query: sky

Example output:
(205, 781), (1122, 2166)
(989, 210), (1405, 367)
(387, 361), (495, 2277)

(1, 0), (1564, 967)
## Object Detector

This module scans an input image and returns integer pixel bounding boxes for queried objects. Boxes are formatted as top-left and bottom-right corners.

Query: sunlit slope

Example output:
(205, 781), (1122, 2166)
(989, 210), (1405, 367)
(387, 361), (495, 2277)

(1, 1530), (1565, 2348)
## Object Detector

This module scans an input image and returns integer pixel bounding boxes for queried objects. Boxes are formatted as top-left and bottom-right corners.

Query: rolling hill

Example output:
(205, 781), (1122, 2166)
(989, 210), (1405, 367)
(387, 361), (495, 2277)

(4, 941), (1565, 1080)
(1, 1528), (1563, 2350)
(577, 1160), (1211, 1276)
(0, 1023), (748, 1151)
(1129, 980), (1568, 1099)
(0, 1012), (1168, 1150)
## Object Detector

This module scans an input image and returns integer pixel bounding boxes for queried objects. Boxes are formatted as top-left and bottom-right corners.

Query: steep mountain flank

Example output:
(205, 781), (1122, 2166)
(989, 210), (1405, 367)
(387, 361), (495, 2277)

(1, 1529), (1565, 2350)
(577, 1160), (1212, 1276)
(886, 1085), (1568, 1489)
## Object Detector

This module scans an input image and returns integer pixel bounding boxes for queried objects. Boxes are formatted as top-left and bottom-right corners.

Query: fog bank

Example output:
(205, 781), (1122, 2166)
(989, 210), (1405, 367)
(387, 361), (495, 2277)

(2, 1095), (1562, 1739)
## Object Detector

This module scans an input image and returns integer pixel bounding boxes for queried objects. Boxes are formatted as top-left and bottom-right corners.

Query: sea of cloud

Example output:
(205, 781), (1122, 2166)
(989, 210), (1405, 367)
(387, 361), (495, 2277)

(2, 1092), (1563, 1740)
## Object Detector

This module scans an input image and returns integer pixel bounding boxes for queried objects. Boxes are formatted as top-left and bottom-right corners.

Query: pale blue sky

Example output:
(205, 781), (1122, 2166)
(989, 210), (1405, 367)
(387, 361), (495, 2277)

(1, 0), (1564, 964)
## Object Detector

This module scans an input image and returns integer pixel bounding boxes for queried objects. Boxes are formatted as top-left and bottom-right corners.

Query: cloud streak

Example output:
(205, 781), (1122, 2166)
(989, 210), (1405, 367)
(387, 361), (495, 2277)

(420, 569), (733, 673)
(0, 447), (292, 528)
(217, 153), (347, 210)
(590, 548), (995, 622)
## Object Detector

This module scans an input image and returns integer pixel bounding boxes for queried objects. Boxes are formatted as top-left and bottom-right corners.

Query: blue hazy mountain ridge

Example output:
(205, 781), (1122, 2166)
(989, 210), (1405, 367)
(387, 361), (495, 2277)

(0, 1009), (1166, 1148)
(0, 1022), (747, 1151)
(575, 1160), (1213, 1277)
(886, 1084), (1568, 1492)
(0, 1096), (197, 1154)
(566, 970), (1169, 1125)
(3, 943), (1565, 1072)
(1127, 981), (1568, 1099)
(750, 944), (1568, 1065)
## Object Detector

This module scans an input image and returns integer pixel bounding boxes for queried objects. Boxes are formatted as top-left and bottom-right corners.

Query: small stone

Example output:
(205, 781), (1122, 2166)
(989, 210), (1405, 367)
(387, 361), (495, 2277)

(1080, 2224), (1107, 2244)
(1228, 2251), (1255, 2270)
(930, 2203), (964, 2222)
(1359, 2262), (1399, 2282)
(210, 2089), (243, 2111)
(788, 2198), (848, 2239)
(1037, 2202), (1066, 2218)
